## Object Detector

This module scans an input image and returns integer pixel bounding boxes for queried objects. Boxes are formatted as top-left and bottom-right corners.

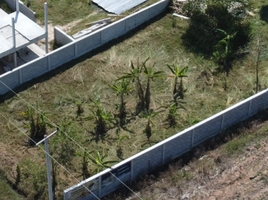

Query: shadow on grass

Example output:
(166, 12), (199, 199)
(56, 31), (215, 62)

(0, 10), (169, 103)
(260, 5), (268, 23)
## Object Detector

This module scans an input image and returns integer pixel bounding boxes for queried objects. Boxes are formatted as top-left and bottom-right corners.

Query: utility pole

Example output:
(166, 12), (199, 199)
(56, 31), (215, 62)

(36, 129), (58, 200)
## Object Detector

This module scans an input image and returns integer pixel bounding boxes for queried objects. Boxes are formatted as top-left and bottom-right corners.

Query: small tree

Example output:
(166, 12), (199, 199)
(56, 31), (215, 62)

(116, 134), (129, 160)
(22, 106), (50, 146)
(87, 97), (114, 142)
(109, 78), (132, 127)
(213, 29), (237, 74)
(143, 65), (164, 111)
(182, 1), (251, 63)
(119, 59), (146, 114)
(88, 150), (117, 174)
(165, 101), (186, 127)
(141, 110), (160, 141)
(167, 64), (188, 101)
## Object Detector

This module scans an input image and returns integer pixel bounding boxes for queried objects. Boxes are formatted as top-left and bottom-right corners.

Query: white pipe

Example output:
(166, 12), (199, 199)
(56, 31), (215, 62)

(44, 2), (48, 53)
(12, 18), (17, 68)
(16, 0), (19, 13)
(172, 13), (190, 20)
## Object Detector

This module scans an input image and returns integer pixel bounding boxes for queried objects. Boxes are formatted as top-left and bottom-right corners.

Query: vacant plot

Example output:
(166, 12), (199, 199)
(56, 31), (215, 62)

(1, 1), (268, 200)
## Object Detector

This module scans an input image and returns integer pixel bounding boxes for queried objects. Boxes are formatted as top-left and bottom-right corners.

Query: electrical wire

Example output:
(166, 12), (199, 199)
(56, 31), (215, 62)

(0, 111), (101, 200)
(0, 79), (143, 200)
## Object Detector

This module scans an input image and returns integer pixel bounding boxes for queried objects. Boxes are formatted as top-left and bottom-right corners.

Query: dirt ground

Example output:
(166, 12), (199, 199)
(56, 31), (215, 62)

(108, 115), (268, 200)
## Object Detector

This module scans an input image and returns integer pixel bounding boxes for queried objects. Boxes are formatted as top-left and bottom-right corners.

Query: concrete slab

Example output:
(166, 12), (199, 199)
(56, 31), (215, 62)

(0, 9), (46, 59)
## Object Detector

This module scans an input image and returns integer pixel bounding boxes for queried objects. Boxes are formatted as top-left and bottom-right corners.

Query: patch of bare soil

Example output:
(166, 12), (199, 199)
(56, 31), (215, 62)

(180, 138), (268, 200)
(105, 112), (268, 200)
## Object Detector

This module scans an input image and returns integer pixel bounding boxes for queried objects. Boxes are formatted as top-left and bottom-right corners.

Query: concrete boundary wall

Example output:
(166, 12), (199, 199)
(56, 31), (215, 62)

(3, 0), (36, 21)
(54, 27), (75, 46)
(0, 0), (170, 96)
(64, 89), (268, 200)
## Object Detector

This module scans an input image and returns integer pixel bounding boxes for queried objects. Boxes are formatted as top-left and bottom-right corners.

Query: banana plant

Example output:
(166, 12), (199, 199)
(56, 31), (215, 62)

(167, 64), (188, 101)
(213, 29), (237, 74)
(88, 150), (117, 174)
(109, 78), (132, 127)
(22, 106), (50, 146)
(143, 65), (164, 112)
(86, 97), (114, 142)
(165, 101), (186, 127)
(141, 110), (161, 141)
(116, 134), (129, 160)
(118, 58), (147, 114)
(77, 150), (91, 180)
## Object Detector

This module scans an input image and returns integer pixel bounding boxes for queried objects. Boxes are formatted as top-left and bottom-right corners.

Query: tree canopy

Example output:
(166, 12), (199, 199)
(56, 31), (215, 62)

(182, 1), (251, 63)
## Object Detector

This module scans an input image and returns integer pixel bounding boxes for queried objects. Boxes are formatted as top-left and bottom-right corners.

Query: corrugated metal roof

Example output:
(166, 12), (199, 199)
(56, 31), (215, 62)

(93, 0), (148, 15)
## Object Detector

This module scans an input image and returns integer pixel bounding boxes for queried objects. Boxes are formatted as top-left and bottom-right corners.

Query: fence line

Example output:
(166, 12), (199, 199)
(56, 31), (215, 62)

(0, 0), (170, 96)
(64, 88), (268, 200)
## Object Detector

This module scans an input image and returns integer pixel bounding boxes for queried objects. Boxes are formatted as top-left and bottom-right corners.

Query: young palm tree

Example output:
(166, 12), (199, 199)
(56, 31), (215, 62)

(109, 78), (131, 127)
(143, 65), (164, 112)
(167, 64), (188, 101)
(119, 58), (147, 114)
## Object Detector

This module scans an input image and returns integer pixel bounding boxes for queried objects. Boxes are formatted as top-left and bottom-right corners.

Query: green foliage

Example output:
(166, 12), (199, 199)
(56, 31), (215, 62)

(109, 78), (132, 127)
(88, 150), (117, 174)
(143, 64), (164, 111)
(22, 106), (50, 146)
(167, 64), (188, 100)
(116, 134), (129, 159)
(51, 119), (77, 166)
(119, 58), (146, 114)
(87, 97), (114, 142)
(18, 159), (47, 200)
(182, 1), (251, 67)
(141, 110), (161, 141)
(165, 102), (186, 127)
(119, 58), (164, 114)
(77, 150), (91, 180)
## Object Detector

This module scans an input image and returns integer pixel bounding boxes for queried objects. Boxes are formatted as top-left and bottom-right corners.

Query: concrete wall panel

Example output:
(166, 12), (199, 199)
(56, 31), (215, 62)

(21, 57), (48, 82)
(132, 146), (163, 178)
(49, 44), (75, 69)
(125, 15), (137, 31)
(222, 102), (250, 129)
(249, 91), (268, 116)
(193, 115), (222, 146)
(54, 27), (74, 46)
(3, 0), (35, 21)
(134, 8), (151, 27)
(148, 0), (169, 17)
(76, 32), (101, 56)
(0, 71), (20, 94)
(99, 162), (131, 198)
(163, 131), (192, 163)
(101, 20), (126, 44)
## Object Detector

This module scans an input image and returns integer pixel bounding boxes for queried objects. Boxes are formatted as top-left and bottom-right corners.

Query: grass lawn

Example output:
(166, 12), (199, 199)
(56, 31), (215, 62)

(0, 0), (268, 200)
(0, 173), (25, 200)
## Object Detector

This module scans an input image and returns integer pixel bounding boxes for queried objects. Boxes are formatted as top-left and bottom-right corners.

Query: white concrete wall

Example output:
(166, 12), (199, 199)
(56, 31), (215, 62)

(54, 27), (74, 46)
(0, 0), (169, 96)
(3, 0), (36, 21)
(64, 88), (268, 200)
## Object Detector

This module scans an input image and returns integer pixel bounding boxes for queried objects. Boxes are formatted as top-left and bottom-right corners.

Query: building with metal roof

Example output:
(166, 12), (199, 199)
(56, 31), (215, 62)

(93, 0), (148, 15)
